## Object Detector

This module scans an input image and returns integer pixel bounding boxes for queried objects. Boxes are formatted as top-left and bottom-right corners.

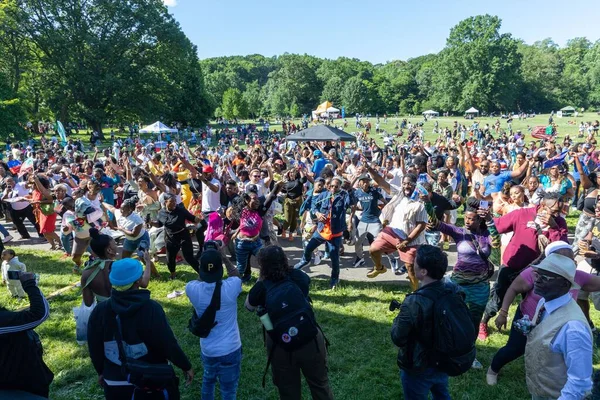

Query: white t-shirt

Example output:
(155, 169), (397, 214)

(202, 178), (222, 212)
(186, 277), (242, 357)
(115, 209), (145, 240)
(244, 179), (267, 198)
(389, 195), (428, 246)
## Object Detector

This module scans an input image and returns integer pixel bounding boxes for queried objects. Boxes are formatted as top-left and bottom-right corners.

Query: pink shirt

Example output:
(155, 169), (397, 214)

(239, 209), (263, 238)
(519, 267), (592, 318)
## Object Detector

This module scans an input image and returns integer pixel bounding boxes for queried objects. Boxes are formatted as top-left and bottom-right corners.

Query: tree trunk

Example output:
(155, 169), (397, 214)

(89, 120), (104, 139)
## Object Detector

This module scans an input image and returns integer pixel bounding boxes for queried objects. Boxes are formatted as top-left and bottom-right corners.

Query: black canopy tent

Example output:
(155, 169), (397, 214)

(284, 125), (357, 142)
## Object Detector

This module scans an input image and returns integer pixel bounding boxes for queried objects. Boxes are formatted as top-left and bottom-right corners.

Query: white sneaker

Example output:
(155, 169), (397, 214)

(3, 235), (13, 243)
(472, 358), (483, 369)
(486, 367), (498, 385)
(313, 251), (322, 265)
(353, 258), (365, 268)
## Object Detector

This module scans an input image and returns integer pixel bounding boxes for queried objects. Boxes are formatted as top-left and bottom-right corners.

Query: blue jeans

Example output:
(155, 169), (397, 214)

(122, 231), (150, 253)
(0, 223), (9, 237)
(302, 233), (342, 284)
(401, 368), (450, 400)
(61, 232), (73, 255)
(235, 239), (263, 275)
(201, 347), (242, 400)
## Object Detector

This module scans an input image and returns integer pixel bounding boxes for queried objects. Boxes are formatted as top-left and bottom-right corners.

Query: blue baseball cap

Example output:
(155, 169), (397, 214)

(313, 150), (323, 158)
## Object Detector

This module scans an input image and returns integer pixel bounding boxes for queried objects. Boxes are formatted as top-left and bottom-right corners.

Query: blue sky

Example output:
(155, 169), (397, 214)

(164, 0), (600, 63)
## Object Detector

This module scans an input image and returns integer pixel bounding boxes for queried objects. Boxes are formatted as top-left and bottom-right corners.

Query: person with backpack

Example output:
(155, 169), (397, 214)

(186, 241), (242, 400)
(245, 245), (334, 400)
(391, 245), (476, 399)
(87, 258), (194, 399)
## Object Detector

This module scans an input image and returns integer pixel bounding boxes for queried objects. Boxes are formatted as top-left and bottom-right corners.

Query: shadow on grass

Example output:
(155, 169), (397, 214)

(34, 274), (534, 400)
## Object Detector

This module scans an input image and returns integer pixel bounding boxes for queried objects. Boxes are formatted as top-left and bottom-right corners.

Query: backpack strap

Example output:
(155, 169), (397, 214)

(262, 342), (277, 389)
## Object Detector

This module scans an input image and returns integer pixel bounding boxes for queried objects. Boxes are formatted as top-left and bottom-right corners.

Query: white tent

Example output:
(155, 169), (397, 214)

(422, 110), (439, 117)
(326, 106), (340, 113)
(465, 107), (479, 116)
(139, 121), (178, 134)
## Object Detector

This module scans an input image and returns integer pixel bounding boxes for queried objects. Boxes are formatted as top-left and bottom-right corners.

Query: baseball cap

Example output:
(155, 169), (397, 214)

(199, 249), (223, 283)
(202, 165), (214, 173)
(109, 258), (144, 290)
(357, 174), (370, 181)
(533, 253), (579, 289)
(313, 150), (323, 158)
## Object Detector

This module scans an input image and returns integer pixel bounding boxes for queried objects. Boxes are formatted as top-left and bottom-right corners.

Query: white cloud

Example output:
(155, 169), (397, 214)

(163, 0), (178, 7)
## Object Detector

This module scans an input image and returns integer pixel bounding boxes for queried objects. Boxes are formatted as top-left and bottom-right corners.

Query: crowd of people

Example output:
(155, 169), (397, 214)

(1, 116), (600, 399)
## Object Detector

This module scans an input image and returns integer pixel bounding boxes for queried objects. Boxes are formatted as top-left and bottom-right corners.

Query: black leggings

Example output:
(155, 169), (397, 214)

(165, 231), (199, 273)
(483, 266), (523, 323)
(490, 307), (527, 373)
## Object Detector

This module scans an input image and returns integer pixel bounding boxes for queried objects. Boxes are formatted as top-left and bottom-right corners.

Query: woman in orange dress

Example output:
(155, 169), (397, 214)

(29, 174), (61, 250)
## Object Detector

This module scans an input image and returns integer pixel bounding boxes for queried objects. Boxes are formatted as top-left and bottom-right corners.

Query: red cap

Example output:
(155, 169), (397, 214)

(202, 165), (214, 173)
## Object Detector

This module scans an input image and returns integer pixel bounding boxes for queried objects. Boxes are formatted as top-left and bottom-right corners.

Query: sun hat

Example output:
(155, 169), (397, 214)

(533, 253), (579, 289)
(109, 258), (144, 290)
(199, 249), (223, 283)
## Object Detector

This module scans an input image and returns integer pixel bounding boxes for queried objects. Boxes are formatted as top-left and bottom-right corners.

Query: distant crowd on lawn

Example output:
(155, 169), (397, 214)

(2, 113), (600, 399)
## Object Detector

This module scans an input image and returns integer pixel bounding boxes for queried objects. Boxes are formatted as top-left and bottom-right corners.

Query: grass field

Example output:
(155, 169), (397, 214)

(2, 247), (600, 400)
(35, 112), (598, 153)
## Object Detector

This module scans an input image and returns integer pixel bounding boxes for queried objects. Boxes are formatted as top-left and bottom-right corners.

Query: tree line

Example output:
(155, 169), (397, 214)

(1, 5), (599, 141)
(204, 15), (600, 120)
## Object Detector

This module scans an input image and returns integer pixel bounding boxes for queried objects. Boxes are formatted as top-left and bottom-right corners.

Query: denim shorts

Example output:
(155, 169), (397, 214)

(123, 231), (150, 252)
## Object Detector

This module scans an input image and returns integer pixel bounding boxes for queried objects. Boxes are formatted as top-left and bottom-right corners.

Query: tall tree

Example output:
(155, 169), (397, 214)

(431, 15), (522, 113)
(17, 0), (212, 131)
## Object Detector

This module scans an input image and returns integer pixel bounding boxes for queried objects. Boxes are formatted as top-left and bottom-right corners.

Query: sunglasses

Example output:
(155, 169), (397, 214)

(252, 175), (261, 178)
(533, 271), (562, 283)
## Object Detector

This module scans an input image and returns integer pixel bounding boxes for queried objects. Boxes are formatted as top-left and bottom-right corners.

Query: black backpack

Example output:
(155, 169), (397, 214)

(418, 285), (476, 377)
(263, 278), (318, 352)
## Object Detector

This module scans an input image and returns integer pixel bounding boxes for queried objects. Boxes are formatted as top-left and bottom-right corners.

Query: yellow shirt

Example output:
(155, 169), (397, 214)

(175, 169), (193, 208)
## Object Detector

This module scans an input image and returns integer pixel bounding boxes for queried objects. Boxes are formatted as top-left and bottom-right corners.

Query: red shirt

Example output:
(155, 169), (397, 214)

(493, 206), (568, 269)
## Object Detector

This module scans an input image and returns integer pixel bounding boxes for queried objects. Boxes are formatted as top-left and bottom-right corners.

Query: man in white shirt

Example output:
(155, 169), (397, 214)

(363, 167), (427, 291)
(1, 177), (41, 239)
(525, 253), (593, 400)
(186, 244), (242, 400)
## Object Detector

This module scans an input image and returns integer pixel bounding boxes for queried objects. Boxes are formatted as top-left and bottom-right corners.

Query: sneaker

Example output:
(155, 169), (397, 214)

(486, 367), (498, 386)
(322, 252), (331, 261)
(471, 359), (483, 369)
(2, 235), (13, 243)
(294, 259), (311, 270)
(388, 257), (398, 271)
(313, 251), (322, 266)
(353, 257), (365, 268)
(478, 322), (489, 341)
(366, 266), (387, 278)
(398, 265), (407, 275)
(329, 279), (339, 290)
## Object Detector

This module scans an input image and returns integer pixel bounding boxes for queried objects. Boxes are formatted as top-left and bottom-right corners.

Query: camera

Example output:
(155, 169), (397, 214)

(389, 299), (402, 312)
(203, 240), (223, 252)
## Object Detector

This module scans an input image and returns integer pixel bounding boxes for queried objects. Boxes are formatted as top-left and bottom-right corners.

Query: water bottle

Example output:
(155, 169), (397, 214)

(256, 306), (273, 331)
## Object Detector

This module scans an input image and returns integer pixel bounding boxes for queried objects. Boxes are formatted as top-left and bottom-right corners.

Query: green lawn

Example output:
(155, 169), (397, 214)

(2, 248), (599, 399)
(24, 112), (597, 153)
